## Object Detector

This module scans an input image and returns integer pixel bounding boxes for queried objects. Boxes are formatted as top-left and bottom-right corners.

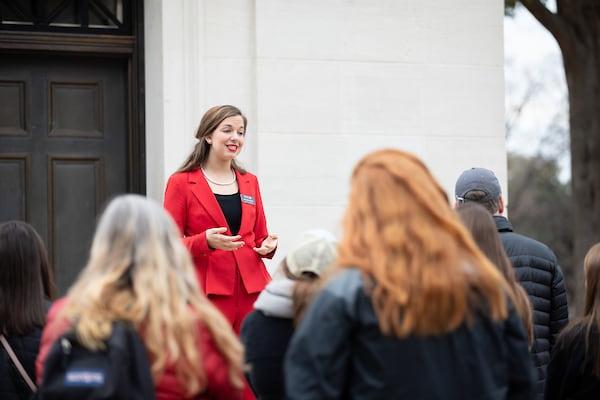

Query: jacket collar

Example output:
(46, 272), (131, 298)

(187, 168), (253, 235)
(188, 169), (228, 232)
(494, 215), (514, 233)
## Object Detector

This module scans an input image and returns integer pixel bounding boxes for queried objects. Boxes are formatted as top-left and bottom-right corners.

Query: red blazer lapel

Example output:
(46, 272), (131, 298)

(236, 170), (255, 236)
(188, 169), (229, 231)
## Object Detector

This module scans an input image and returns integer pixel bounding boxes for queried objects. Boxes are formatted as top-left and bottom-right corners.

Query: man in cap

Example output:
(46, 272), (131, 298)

(455, 167), (568, 400)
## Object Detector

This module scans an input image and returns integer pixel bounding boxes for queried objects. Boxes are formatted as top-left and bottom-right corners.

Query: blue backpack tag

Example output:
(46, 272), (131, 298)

(64, 369), (106, 387)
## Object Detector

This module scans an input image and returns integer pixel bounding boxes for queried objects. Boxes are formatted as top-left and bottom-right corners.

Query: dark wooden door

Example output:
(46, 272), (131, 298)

(0, 54), (128, 293)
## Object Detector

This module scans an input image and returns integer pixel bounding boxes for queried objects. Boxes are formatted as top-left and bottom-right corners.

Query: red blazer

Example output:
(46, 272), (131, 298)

(36, 299), (242, 400)
(164, 169), (273, 296)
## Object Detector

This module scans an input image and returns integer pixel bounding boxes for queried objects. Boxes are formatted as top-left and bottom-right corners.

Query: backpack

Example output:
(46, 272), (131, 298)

(35, 321), (155, 400)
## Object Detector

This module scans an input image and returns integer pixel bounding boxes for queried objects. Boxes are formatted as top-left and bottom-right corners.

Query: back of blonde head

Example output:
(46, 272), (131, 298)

(338, 149), (509, 336)
(59, 195), (243, 396)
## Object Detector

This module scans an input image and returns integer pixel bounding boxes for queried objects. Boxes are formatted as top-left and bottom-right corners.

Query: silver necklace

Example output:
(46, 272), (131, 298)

(202, 168), (236, 186)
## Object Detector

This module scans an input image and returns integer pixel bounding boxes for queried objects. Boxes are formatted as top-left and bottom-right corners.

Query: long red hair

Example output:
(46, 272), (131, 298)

(337, 149), (509, 336)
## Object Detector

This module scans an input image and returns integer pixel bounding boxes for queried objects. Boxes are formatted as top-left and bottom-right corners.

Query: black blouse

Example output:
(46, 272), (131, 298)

(214, 193), (242, 235)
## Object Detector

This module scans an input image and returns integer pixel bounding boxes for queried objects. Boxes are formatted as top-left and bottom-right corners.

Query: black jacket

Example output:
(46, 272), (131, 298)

(0, 328), (42, 400)
(495, 216), (569, 399)
(241, 278), (297, 400)
(545, 322), (600, 399)
(285, 269), (536, 400)
(241, 311), (295, 400)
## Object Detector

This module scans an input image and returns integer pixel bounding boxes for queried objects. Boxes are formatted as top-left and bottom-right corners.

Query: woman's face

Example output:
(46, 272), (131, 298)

(207, 115), (245, 161)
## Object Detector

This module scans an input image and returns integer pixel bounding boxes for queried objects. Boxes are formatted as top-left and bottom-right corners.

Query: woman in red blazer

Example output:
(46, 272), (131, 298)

(164, 105), (277, 334)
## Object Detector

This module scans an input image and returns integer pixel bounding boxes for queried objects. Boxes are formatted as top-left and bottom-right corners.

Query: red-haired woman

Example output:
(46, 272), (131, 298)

(285, 149), (535, 399)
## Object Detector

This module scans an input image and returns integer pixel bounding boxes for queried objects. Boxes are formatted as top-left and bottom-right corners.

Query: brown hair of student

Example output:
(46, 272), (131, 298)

(337, 149), (510, 337)
(457, 202), (534, 343)
(582, 243), (600, 376)
(178, 105), (247, 173)
(0, 221), (54, 335)
(279, 260), (322, 326)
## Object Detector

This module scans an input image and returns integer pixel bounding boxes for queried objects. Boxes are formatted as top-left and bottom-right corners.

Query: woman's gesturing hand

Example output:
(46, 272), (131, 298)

(206, 227), (245, 251)
(253, 233), (278, 256)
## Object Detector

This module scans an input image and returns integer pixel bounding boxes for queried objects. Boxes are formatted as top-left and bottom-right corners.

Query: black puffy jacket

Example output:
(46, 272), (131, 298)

(0, 328), (42, 400)
(285, 269), (536, 400)
(495, 216), (569, 399)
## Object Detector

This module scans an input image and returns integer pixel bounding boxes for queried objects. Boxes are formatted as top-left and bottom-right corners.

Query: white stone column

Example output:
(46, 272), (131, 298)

(145, 0), (507, 273)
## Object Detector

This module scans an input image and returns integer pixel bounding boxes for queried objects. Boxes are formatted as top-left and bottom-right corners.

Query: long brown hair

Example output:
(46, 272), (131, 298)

(582, 243), (600, 376)
(0, 221), (55, 335)
(457, 203), (534, 343)
(337, 149), (509, 337)
(178, 105), (247, 173)
(57, 195), (244, 396)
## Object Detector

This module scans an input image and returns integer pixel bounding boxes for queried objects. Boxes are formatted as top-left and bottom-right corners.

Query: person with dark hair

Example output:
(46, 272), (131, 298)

(455, 167), (569, 399)
(164, 105), (277, 336)
(544, 243), (600, 399)
(0, 221), (54, 399)
(241, 229), (337, 400)
(286, 150), (535, 399)
(457, 202), (534, 343)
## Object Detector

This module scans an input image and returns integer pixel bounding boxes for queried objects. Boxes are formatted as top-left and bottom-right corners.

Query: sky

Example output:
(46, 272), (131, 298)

(503, 2), (570, 181)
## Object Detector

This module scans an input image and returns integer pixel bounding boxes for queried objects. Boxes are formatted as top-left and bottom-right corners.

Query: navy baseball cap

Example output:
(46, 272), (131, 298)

(454, 167), (501, 202)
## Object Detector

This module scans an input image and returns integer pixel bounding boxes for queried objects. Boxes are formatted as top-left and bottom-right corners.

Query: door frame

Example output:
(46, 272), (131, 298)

(0, 0), (146, 195)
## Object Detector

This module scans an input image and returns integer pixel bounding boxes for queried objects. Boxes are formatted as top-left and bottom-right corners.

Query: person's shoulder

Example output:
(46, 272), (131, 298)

(47, 298), (68, 321)
(168, 170), (194, 182)
(555, 320), (590, 351)
(238, 169), (258, 182)
(240, 310), (284, 337)
(322, 268), (366, 303)
(501, 229), (558, 264)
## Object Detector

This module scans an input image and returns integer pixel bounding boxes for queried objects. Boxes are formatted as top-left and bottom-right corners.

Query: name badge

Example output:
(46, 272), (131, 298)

(241, 194), (255, 205)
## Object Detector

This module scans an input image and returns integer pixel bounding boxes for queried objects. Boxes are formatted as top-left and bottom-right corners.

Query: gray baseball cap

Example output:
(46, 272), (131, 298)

(454, 167), (501, 202)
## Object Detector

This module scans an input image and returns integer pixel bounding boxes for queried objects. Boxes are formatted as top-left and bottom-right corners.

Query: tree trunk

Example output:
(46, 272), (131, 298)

(516, 0), (600, 313)
(562, 37), (600, 313)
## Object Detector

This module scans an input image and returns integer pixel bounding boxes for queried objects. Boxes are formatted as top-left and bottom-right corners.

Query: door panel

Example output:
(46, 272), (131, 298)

(0, 55), (128, 294)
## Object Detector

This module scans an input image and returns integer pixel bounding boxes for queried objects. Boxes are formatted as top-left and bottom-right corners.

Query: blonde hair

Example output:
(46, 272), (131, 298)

(338, 149), (509, 337)
(54, 195), (244, 396)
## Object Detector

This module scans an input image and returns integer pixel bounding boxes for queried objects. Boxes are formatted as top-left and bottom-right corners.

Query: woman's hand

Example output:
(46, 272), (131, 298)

(253, 233), (278, 256)
(206, 227), (244, 251)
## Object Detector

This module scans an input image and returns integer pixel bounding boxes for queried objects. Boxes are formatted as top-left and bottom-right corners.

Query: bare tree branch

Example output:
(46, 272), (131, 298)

(520, 0), (567, 44)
